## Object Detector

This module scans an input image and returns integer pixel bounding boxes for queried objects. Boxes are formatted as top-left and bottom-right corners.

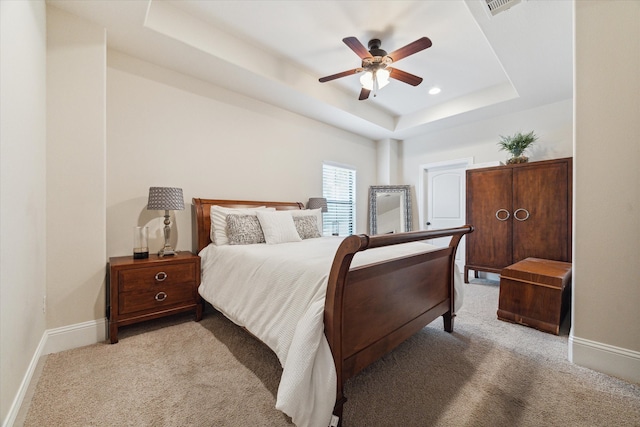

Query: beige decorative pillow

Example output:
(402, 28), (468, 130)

(293, 216), (321, 239)
(290, 208), (323, 235)
(256, 210), (302, 244)
(226, 214), (266, 245)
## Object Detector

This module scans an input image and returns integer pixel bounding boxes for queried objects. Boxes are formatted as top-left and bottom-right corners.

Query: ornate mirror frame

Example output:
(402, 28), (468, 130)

(369, 185), (412, 235)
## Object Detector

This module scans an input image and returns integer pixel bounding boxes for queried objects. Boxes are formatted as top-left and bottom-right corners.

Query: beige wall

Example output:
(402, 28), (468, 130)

(46, 7), (107, 328)
(106, 51), (377, 259)
(572, 0), (640, 381)
(0, 0), (47, 423)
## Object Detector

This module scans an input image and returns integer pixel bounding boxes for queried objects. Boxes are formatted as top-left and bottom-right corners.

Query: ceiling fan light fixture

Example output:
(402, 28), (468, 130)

(360, 68), (390, 91)
(377, 68), (390, 88)
(360, 71), (374, 90)
(428, 86), (441, 95)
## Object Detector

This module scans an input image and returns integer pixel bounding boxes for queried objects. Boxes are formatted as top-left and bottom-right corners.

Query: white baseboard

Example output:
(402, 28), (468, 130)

(3, 318), (107, 427)
(2, 333), (47, 427)
(43, 317), (107, 355)
(569, 334), (640, 384)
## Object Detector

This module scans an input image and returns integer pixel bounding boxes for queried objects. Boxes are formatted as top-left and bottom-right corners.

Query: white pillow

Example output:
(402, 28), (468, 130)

(256, 210), (302, 244)
(290, 208), (323, 235)
(210, 206), (272, 246)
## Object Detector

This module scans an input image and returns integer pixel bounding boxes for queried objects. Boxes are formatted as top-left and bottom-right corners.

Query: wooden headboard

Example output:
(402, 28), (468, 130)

(192, 198), (305, 253)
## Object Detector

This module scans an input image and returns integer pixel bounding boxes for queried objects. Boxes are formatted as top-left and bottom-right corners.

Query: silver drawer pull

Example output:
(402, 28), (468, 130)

(514, 208), (530, 221)
(155, 292), (167, 302)
(154, 271), (167, 282)
(495, 209), (510, 221)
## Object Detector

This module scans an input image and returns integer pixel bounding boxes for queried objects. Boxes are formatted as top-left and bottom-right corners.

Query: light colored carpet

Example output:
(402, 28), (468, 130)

(20, 280), (640, 426)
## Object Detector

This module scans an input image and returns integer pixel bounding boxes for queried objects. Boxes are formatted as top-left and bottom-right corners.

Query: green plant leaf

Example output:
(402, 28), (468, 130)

(497, 131), (538, 157)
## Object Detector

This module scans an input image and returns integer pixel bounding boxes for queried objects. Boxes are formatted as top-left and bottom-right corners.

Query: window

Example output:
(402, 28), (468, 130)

(322, 162), (356, 236)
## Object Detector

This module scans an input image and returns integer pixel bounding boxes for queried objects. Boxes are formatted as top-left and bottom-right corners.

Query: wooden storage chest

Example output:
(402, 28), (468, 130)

(497, 257), (572, 335)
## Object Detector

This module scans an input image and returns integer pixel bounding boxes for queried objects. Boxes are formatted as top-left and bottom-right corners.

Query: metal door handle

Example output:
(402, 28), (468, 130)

(514, 208), (530, 221)
(495, 209), (510, 221)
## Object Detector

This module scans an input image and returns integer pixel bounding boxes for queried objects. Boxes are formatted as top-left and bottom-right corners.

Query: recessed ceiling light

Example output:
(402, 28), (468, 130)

(428, 87), (441, 95)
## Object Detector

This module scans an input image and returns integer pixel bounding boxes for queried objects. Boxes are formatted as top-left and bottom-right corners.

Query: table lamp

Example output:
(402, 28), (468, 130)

(307, 197), (328, 212)
(147, 186), (185, 256)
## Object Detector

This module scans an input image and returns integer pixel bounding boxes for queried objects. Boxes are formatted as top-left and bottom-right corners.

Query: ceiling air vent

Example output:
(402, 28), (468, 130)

(485, 0), (522, 16)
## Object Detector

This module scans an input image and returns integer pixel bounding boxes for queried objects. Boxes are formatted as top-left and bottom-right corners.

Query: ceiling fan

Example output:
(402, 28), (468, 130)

(319, 36), (432, 100)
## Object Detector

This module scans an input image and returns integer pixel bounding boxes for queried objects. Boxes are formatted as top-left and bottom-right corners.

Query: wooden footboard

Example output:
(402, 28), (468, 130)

(324, 226), (473, 425)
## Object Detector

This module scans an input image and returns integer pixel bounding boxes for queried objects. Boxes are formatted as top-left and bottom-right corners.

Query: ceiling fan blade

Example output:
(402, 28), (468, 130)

(389, 68), (423, 86)
(387, 37), (432, 62)
(319, 68), (362, 83)
(343, 37), (372, 59)
(358, 88), (371, 101)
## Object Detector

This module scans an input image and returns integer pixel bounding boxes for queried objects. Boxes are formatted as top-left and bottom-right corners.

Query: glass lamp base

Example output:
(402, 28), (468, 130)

(158, 247), (176, 257)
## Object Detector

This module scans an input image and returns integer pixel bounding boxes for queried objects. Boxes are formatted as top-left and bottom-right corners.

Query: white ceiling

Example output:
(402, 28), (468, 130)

(48, 0), (573, 140)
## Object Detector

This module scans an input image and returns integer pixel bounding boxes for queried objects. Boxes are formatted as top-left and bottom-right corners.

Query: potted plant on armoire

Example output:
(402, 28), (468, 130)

(497, 131), (538, 164)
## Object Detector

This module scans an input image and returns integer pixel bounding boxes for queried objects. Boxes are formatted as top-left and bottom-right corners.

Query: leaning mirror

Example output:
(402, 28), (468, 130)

(369, 185), (412, 235)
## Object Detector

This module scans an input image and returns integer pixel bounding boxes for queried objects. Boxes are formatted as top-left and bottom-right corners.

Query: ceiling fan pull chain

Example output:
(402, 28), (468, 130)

(373, 73), (378, 97)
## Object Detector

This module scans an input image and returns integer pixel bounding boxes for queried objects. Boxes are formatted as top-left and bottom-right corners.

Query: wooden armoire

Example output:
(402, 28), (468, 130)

(464, 157), (572, 283)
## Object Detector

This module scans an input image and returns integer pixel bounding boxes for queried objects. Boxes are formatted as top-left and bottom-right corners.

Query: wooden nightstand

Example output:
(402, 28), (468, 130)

(108, 252), (202, 344)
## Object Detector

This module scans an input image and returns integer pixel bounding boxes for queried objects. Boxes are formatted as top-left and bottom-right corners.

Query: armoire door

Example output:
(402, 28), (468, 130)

(466, 168), (513, 271)
(512, 160), (571, 263)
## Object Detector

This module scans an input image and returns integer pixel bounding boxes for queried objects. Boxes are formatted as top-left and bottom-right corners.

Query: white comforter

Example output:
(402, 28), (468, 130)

(198, 237), (463, 427)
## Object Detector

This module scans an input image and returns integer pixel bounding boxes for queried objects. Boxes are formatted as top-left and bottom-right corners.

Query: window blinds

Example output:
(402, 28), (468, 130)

(322, 163), (356, 236)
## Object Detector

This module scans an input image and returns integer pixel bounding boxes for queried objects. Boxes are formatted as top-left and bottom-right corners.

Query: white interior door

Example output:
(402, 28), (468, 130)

(423, 161), (470, 271)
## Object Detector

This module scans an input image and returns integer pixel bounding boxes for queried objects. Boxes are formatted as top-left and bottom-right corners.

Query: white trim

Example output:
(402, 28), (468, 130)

(3, 318), (108, 426)
(569, 334), (640, 384)
(419, 157), (474, 172)
(44, 318), (108, 355)
(2, 333), (47, 427)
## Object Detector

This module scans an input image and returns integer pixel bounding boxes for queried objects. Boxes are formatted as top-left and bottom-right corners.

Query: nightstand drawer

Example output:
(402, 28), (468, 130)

(118, 262), (196, 292)
(119, 283), (194, 315)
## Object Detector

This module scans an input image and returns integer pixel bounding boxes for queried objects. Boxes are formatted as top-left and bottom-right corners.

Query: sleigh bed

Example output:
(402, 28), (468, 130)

(192, 198), (473, 427)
